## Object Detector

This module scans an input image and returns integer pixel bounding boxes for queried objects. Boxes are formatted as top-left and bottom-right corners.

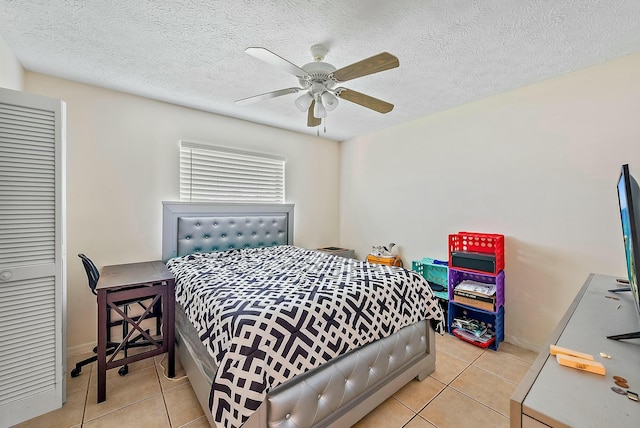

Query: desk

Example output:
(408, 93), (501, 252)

(510, 274), (640, 427)
(96, 260), (175, 402)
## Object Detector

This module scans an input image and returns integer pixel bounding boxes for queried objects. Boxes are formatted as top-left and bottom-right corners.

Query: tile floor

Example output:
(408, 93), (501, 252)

(13, 334), (537, 428)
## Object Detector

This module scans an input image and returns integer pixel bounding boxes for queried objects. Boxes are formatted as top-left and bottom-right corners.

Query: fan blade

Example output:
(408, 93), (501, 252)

(331, 52), (399, 82)
(235, 87), (301, 105)
(307, 100), (321, 127)
(335, 88), (394, 113)
(245, 47), (310, 79)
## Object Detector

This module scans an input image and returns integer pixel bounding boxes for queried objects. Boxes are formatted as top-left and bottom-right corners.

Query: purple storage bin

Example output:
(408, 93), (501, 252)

(448, 268), (504, 311)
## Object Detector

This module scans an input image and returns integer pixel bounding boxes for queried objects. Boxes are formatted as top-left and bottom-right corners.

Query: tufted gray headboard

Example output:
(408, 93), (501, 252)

(162, 202), (294, 261)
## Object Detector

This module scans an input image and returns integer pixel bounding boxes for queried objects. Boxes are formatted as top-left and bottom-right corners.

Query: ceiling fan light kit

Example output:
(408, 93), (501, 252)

(321, 91), (339, 111)
(294, 92), (314, 112)
(313, 99), (327, 118)
(237, 44), (399, 128)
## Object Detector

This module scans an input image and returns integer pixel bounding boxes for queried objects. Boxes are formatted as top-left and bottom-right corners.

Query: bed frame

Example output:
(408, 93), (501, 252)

(161, 202), (437, 428)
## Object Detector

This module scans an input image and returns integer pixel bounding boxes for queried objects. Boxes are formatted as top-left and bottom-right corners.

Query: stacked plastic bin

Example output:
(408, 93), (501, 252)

(447, 232), (505, 350)
(412, 257), (449, 326)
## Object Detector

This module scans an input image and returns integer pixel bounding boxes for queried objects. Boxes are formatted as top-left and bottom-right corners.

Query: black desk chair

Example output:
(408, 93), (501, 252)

(70, 254), (161, 378)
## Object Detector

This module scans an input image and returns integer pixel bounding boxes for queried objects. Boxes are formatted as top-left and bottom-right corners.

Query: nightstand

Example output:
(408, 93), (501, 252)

(317, 246), (355, 259)
(366, 254), (403, 267)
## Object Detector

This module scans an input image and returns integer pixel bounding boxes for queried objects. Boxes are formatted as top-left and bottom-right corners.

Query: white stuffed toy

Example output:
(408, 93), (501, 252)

(371, 243), (396, 257)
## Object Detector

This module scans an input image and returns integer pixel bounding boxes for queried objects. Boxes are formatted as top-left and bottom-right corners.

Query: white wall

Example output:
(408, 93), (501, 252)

(339, 53), (640, 351)
(18, 53), (640, 352)
(0, 33), (24, 90)
(24, 72), (341, 351)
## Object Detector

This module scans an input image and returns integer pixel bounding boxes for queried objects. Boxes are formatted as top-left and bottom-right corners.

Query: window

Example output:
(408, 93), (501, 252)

(179, 141), (285, 202)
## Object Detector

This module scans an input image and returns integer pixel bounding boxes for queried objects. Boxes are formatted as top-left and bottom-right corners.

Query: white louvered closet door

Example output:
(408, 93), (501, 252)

(0, 87), (66, 427)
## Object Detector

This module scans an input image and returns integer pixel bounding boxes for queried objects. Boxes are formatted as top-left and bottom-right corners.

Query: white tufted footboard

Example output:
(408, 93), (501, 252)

(176, 304), (436, 428)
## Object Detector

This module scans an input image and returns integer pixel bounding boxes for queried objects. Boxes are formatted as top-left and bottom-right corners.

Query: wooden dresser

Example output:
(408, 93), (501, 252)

(510, 273), (640, 427)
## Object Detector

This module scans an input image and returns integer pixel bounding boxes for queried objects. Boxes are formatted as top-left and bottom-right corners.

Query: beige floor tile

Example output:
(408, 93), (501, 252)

(472, 350), (532, 384)
(66, 352), (93, 393)
(498, 342), (538, 364)
(13, 390), (86, 428)
(163, 381), (205, 427)
(352, 398), (415, 428)
(154, 351), (169, 364)
(13, 338), (537, 428)
(404, 415), (437, 428)
(436, 333), (485, 363)
(393, 376), (446, 412)
(450, 365), (516, 416)
(83, 394), (170, 428)
(420, 388), (509, 428)
(430, 350), (470, 384)
(84, 366), (162, 421)
(180, 415), (212, 428)
(156, 353), (189, 390)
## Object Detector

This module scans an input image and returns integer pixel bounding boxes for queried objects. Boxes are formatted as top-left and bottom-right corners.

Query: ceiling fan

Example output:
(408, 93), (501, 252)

(235, 44), (399, 127)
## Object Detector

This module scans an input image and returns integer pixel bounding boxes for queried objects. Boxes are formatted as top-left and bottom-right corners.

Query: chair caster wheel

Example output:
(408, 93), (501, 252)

(118, 365), (128, 376)
(92, 345), (98, 353)
(70, 368), (81, 378)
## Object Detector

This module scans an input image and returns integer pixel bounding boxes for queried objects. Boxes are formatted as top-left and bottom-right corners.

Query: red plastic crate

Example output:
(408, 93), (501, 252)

(452, 328), (496, 349)
(448, 232), (504, 275)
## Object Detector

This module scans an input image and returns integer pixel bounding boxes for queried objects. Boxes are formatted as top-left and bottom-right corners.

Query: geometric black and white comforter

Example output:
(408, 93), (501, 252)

(167, 245), (444, 428)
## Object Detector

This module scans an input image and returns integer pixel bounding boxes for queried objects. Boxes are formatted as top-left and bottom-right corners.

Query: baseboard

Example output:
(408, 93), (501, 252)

(67, 341), (96, 357)
(504, 334), (541, 354)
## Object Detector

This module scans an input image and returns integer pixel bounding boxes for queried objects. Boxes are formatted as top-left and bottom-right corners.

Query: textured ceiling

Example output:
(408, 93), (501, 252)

(1, 1), (640, 141)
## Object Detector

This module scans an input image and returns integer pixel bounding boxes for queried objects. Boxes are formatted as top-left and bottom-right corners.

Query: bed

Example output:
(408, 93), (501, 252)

(161, 202), (444, 428)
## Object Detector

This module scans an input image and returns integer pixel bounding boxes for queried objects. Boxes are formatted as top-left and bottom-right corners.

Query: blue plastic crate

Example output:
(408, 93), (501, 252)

(447, 302), (504, 351)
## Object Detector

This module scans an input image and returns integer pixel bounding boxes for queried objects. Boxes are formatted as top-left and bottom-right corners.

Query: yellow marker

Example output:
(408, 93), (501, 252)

(556, 354), (606, 375)
(550, 344), (594, 361)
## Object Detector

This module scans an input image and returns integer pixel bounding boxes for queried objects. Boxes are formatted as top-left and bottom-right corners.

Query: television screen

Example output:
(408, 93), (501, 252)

(608, 164), (640, 340)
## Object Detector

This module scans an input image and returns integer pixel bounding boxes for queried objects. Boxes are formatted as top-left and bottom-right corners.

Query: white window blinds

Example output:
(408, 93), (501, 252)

(180, 142), (285, 203)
